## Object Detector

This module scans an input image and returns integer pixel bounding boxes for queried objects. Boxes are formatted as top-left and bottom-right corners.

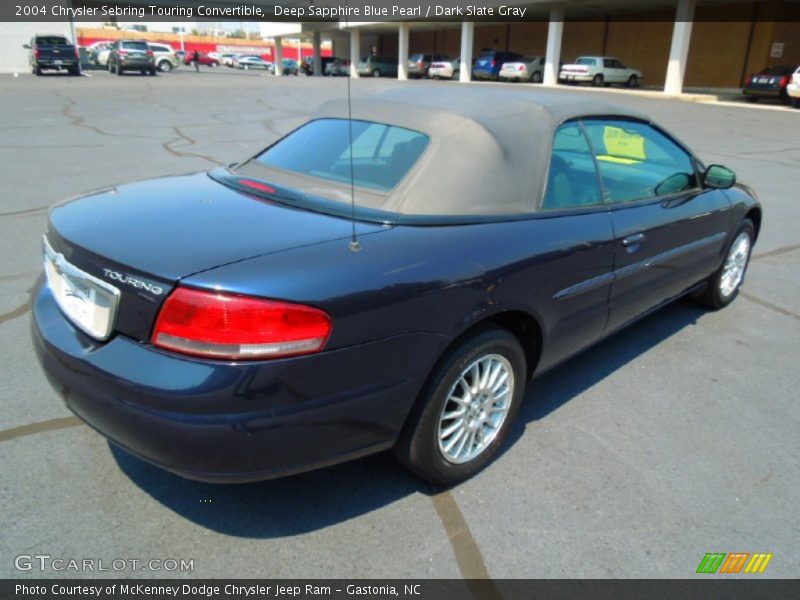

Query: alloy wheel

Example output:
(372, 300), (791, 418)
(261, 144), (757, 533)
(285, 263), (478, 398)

(437, 354), (514, 464)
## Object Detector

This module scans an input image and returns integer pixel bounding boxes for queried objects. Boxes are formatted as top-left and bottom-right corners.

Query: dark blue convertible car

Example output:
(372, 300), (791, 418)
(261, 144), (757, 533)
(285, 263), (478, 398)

(33, 88), (761, 485)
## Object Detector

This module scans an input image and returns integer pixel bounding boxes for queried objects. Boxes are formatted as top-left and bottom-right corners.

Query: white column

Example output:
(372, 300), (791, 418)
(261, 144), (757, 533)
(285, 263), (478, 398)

(350, 29), (360, 78)
(274, 38), (283, 76)
(398, 23), (409, 80)
(458, 21), (474, 82)
(664, 0), (696, 95)
(312, 31), (322, 76)
(543, 4), (564, 86)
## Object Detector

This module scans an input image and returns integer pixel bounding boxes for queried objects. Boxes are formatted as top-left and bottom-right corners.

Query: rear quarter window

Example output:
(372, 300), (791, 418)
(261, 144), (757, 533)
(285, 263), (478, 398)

(255, 118), (429, 193)
(121, 42), (149, 51)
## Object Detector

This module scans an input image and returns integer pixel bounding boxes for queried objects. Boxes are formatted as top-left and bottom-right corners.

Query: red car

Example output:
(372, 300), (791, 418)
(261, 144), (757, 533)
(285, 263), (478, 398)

(183, 52), (219, 67)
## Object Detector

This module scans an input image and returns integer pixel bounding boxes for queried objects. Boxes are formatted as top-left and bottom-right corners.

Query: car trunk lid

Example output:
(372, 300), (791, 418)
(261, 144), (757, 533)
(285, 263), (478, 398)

(46, 171), (385, 342)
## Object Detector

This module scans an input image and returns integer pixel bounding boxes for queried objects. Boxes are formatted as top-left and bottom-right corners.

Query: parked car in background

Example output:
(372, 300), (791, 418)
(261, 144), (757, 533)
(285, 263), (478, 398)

(85, 41), (112, 65)
(281, 58), (300, 76)
(301, 56), (340, 76)
(236, 56), (274, 73)
(408, 53), (453, 78)
(32, 88), (761, 486)
(743, 65), (796, 104)
(220, 53), (241, 67)
(357, 55), (398, 78)
(107, 40), (156, 76)
(24, 34), (80, 76)
(147, 43), (179, 72)
(473, 50), (523, 81)
(89, 43), (113, 67)
(560, 56), (643, 87)
(183, 52), (219, 68)
(324, 58), (350, 77)
(499, 56), (545, 83)
(787, 67), (800, 108)
(428, 58), (461, 80)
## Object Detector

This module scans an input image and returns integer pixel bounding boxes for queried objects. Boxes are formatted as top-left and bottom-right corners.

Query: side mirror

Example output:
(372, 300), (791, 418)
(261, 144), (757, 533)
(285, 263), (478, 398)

(23, 44), (31, 49)
(703, 164), (736, 189)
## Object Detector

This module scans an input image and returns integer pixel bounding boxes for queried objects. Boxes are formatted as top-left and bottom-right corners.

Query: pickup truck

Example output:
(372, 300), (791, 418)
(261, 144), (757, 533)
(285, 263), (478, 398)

(24, 34), (80, 76)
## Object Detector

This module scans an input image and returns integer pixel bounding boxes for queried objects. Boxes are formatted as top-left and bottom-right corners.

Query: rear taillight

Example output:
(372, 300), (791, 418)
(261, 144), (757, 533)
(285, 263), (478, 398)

(491, 59), (496, 68)
(146, 50), (154, 57)
(518, 65), (524, 71)
(238, 179), (276, 194)
(118, 49), (128, 56)
(34, 48), (41, 59)
(153, 288), (332, 360)
(779, 75), (789, 87)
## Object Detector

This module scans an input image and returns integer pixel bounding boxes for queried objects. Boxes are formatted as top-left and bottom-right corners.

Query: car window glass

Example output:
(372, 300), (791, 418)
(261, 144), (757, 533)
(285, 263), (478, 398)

(576, 58), (596, 66)
(582, 120), (696, 203)
(543, 123), (603, 210)
(122, 42), (148, 51)
(604, 59), (614, 68)
(36, 36), (69, 45)
(256, 119), (429, 193)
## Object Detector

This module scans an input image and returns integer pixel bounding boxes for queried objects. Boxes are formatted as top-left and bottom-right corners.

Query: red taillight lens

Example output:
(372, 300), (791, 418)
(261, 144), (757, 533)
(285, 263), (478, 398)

(152, 288), (332, 360)
(34, 48), (41, 59)
(238, 179), (276, 194)
(779, 75), (789, 87)
(491, 59), (496, 68)
(146, 50), (154, 57)
(518, 65), (524, 71)
(118, 49), (128, 56)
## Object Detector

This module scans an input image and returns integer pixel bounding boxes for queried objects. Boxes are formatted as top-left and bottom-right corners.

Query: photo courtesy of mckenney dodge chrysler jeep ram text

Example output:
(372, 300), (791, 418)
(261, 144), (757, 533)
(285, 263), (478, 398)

(32, 88), (761, 486)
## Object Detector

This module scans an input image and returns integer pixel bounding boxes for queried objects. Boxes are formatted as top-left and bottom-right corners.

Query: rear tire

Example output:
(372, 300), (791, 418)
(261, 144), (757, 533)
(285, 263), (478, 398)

(34, 64), (42, 76)
(745, 96), (758, 103)
(592, 74), (604, 87)
(792, 97), (800, 109)
(695, 219), (754, 310)
(149, 68), (157, 76)
(372, 69), (381, 78)
(394, 327), (527, 486)
(158, 60), (172, 73)
(452, 70), (460, 81)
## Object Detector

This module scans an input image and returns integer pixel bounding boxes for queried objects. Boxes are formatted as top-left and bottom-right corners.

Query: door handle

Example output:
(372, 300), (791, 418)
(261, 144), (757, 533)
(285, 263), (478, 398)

(622, 233), (646, 251)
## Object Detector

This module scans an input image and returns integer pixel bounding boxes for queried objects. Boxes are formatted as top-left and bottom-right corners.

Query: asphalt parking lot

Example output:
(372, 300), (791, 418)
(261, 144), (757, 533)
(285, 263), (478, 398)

(1, 68), (798, 579)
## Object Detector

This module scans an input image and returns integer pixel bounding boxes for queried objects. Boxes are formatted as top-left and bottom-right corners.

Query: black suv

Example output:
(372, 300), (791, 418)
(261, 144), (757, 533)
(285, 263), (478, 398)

(108, 40), (156, 76)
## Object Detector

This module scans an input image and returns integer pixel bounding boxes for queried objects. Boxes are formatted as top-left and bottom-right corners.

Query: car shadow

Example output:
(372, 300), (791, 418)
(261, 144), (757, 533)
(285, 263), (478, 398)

(111, 298), (706, 538)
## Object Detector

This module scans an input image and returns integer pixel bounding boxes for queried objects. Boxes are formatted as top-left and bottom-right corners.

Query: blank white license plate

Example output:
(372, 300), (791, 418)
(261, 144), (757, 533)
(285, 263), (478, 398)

(757, 77), (768, 83)
(54, 60), (63, 65)
(43, 236), (119, 340)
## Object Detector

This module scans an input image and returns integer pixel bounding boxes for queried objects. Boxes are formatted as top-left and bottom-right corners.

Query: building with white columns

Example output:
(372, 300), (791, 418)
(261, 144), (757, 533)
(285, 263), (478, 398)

(275, 0), (800, 94)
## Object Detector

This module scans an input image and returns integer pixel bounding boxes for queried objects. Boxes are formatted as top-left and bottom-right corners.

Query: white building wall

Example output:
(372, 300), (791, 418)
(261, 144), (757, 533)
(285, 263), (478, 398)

(0, 22), (74, 73)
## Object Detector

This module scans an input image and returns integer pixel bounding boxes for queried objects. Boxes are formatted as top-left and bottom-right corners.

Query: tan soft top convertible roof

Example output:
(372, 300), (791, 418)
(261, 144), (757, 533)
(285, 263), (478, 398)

(241, 87), (648, 217)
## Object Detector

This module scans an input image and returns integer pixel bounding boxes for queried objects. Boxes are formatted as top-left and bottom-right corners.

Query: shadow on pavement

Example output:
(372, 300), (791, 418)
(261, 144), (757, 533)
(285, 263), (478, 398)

(112, 298), (706, 538)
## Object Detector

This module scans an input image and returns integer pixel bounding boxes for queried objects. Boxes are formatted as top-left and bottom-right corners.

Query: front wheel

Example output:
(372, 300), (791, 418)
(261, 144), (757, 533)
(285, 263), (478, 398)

(372, 69), (381, 78)
(531, 71), (542, 83)
(452, 70), (460, 81)
(394, 327), (527, 486)
(695, 219), (754, 310)
(627, 75), (638, 88)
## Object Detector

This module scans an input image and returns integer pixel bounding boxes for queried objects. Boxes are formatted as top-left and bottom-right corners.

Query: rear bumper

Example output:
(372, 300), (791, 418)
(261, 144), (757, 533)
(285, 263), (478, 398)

(32, 280), (449, 482)
(37, 59), (78, 68)
(743, 86), (783, 98)
(560, 73), (593, 82)
(472, 69), (496, 80)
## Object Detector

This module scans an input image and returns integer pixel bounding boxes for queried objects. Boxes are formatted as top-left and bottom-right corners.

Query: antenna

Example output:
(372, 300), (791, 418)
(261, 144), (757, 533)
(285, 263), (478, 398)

(344, 3), (361, 253)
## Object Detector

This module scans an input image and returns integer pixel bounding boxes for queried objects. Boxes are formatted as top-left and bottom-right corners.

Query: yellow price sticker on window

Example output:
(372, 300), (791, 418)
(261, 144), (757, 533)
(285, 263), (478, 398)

(602, 125), (646, 161)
